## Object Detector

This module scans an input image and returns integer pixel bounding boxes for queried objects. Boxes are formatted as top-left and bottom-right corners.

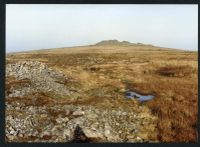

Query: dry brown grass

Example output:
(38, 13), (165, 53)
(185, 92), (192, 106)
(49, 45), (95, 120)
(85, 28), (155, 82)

(126, 77), (198, 142)
(6, 76), (31, 96)
(6, 45), (198, 142)
(157, 65), (195, 77)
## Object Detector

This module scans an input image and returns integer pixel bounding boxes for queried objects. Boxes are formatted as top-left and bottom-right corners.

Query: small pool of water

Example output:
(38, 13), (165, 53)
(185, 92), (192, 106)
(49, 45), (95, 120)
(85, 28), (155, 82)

(125, 91), (155, 102)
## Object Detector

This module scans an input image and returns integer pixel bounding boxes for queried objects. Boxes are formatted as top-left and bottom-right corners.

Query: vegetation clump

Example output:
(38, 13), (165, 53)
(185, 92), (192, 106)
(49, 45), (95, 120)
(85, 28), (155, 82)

(157, 65), (194, 77)
(6, 42), (198, 142)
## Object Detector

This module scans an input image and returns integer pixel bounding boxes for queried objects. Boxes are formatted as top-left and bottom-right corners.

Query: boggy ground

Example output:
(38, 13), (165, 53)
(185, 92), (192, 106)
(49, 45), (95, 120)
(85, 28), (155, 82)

(6, 44), (198, 142)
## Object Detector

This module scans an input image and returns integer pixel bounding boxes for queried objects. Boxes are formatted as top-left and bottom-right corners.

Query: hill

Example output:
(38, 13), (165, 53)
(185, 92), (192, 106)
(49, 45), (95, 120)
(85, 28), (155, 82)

(5, 40), (198, 143)
(95, 39), (153, 47)
(7, 40), (184, 56)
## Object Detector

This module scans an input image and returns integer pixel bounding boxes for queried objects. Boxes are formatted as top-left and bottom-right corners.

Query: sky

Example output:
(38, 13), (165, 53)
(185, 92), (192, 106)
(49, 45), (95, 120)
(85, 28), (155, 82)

(6, 4), (198, 52)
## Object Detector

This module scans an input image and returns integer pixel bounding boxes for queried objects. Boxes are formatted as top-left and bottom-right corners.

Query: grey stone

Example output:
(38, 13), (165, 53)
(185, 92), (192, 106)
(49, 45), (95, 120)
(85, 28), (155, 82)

(72, 110), (85, 116)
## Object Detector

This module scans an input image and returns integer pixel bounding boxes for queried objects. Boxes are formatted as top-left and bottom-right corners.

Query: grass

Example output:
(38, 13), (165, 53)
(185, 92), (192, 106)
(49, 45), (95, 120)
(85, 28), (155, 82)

(126, 77), (198, 142)
(5, 76), (31, 96)
(6, 45), (198, 142)
(157, 65), (195, 77)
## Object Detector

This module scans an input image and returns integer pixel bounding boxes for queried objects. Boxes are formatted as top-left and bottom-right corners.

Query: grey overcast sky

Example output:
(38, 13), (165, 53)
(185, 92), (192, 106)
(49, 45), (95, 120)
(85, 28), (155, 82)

(6, 4), (198, 52)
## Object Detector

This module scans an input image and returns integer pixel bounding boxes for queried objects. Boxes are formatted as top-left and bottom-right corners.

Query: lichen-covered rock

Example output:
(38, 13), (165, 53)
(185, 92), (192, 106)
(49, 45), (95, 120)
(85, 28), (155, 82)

(6, 103), (158, 142)
(5, 61), (158, 143)
(6, 61), (73, 98)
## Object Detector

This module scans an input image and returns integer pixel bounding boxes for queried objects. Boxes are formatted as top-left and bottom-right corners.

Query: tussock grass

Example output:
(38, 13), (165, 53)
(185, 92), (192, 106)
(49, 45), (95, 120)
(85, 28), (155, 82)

(157, 65), (195, 77)
(126, 77), (198, 142)
(6, 46), (198, 142)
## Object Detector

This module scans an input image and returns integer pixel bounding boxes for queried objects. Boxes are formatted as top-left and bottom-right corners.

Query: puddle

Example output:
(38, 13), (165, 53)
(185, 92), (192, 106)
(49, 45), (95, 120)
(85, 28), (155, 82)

(125, 91), (155, 102)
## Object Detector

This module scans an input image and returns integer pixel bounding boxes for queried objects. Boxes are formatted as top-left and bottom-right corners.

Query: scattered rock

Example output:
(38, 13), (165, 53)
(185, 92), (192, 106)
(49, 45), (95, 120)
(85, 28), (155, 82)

(6, 61), (74, 98)
(72, 110), (85, 116)
(5, 61), (158, 143)
(56, 117), (69, 124)
(40, 114), (48, 118)
(83, 128), (104, 139)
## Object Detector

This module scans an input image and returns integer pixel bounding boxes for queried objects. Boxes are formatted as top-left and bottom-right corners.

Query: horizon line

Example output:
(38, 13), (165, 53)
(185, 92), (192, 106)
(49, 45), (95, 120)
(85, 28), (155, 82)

(6, 40), (198, 54)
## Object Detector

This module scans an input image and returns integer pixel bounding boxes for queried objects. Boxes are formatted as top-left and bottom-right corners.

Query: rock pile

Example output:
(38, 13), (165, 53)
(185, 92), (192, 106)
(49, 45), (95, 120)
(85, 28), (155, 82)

(5, 60), (158, 143)
(6, 61), (76, 98)
(6, 102), (158, 142)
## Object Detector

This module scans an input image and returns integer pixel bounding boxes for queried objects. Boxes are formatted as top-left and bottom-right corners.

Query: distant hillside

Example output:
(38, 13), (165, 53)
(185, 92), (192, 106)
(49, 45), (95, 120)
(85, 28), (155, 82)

(7, 39), (187, 55)
(95, 40), (154, 47)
